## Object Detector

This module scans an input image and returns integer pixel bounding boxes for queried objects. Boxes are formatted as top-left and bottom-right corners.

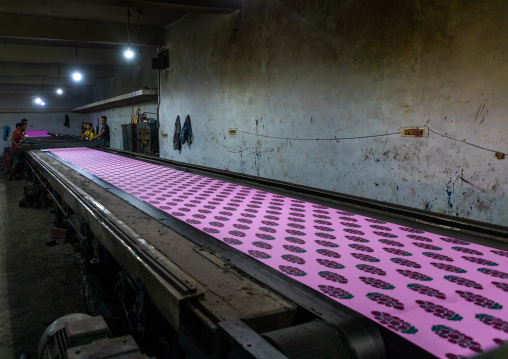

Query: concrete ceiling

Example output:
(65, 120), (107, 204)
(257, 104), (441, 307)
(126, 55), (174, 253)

(0, 0), (240, 104)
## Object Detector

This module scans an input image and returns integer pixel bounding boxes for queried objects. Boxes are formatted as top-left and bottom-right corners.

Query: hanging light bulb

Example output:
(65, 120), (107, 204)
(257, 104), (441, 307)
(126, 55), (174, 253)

(35, 97), (42, 104)
(124, 48), (134, 59)
(72, 71), (82, 82)
(72, 44), (83, 82)
(56, 64), (64, 95)
(123, 7), (135, 60)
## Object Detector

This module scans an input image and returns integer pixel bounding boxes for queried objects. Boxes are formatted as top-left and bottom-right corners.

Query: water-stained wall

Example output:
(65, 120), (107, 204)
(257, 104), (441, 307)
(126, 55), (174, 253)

(157, 0), (507, 226)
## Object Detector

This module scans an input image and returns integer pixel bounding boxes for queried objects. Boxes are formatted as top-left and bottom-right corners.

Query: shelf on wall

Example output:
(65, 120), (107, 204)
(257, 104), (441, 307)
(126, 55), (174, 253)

(71, 90), (158, 113)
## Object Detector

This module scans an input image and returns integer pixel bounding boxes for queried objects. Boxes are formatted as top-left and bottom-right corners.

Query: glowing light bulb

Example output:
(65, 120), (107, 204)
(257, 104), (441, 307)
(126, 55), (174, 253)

(124, 48), (134, 59)
(35, 97), (42, 104)
(40, 101), (46, 106)
(56, 88), (63, 95)
(72, 71), (82, 81)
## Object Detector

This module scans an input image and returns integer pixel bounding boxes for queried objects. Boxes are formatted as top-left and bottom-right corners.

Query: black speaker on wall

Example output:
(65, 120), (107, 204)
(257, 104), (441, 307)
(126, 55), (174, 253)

(152, 49), (170, 70)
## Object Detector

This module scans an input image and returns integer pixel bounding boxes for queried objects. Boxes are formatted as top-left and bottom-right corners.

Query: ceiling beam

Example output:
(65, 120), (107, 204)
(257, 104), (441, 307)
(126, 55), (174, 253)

(0, 14), (164, 46)
(0, 105), (79, 113)
(0, 76), (101, 86)
(0, 63), (115, 78)
(77, 0), (240, 14)
(0, 43), (141, 65)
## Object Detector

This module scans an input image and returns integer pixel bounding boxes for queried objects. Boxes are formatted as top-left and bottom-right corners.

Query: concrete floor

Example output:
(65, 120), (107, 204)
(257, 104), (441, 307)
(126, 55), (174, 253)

(0, 167), (81, 358)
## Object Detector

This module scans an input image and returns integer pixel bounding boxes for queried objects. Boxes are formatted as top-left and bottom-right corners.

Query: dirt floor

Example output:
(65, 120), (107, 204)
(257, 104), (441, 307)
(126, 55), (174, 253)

(0, 167), (81, 359)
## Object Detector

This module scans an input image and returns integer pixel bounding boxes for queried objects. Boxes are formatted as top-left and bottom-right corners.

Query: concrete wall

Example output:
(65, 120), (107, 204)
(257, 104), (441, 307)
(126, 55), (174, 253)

(157, 0), (508, 226)
(0, 112), (91, 150)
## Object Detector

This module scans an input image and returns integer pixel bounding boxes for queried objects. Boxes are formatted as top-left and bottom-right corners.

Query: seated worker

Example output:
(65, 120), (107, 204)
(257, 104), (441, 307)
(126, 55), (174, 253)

(8, 122), (27, 180)
(93, 116), (110, 146)
(81, 123), (95, 141)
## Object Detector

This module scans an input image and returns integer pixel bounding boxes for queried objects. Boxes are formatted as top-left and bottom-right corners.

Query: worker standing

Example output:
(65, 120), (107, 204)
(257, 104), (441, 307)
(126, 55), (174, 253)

(8, 122), (27, 180)
(94, 116), (110, 147)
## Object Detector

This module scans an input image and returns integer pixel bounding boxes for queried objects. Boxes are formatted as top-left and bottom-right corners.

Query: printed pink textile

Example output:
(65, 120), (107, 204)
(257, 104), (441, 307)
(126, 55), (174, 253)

(26, 130), (50, 137)
(48, 148), (508, 358)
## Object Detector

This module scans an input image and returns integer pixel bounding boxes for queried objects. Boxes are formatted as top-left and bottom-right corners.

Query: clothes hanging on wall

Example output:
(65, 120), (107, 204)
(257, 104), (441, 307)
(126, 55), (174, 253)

(173, 115), (182, 151)
(3, 126), (11, 141)
(180, 115), (193, 146)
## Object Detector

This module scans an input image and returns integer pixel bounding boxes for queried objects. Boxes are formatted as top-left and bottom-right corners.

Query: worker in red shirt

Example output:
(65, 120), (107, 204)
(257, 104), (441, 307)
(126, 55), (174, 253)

(8, 122), (27, 180)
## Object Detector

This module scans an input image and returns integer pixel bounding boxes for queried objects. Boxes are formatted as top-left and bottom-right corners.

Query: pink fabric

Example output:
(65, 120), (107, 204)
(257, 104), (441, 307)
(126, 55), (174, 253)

(48, 148), (508, 358)
(26, 130), (50, 137)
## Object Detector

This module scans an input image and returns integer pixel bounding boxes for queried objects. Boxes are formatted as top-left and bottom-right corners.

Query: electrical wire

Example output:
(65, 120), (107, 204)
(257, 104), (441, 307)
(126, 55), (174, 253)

(233, 127), (505, 156)
(39, 75), (45, 92)
(428, 129), (503, 154)
(235, 129), (400, 141)
(127, 6), (131, 47)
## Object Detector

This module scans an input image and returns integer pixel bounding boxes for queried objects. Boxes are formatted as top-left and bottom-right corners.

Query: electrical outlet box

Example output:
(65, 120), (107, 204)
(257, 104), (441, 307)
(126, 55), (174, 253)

(229, 128), (237, 135)
(401, 126), (428, 137)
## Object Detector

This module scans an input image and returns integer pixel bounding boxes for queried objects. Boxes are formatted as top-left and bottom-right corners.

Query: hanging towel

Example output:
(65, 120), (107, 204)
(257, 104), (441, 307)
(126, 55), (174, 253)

(173, 115), (182, 151)
(64, 114), (70, 128)
(180, 115), (193, 146)
(3, 126), (11, 141)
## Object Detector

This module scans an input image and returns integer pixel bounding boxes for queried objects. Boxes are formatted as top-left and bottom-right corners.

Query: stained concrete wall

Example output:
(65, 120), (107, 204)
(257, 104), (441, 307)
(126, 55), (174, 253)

(0, 112), (90, 150)
(157, 0), (508, 226)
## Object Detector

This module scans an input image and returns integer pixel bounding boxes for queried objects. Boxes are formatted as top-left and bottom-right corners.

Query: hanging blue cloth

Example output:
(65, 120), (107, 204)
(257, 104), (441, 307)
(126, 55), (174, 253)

(179, 115), (193, 146)
(173, 115), (182, 151)
(3, 126), (11, 141)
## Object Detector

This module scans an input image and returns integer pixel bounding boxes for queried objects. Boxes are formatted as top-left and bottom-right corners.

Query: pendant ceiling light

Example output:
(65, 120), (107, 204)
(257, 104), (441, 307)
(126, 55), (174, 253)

(72, 44), (83, 82)
(56, 63), (64, 95)
(35, 75), (46, 106)
(124, 7), (135, 60)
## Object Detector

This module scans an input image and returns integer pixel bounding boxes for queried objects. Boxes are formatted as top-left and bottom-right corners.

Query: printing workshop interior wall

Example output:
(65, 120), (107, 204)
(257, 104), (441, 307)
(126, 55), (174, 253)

(155, 0), (508, 226)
